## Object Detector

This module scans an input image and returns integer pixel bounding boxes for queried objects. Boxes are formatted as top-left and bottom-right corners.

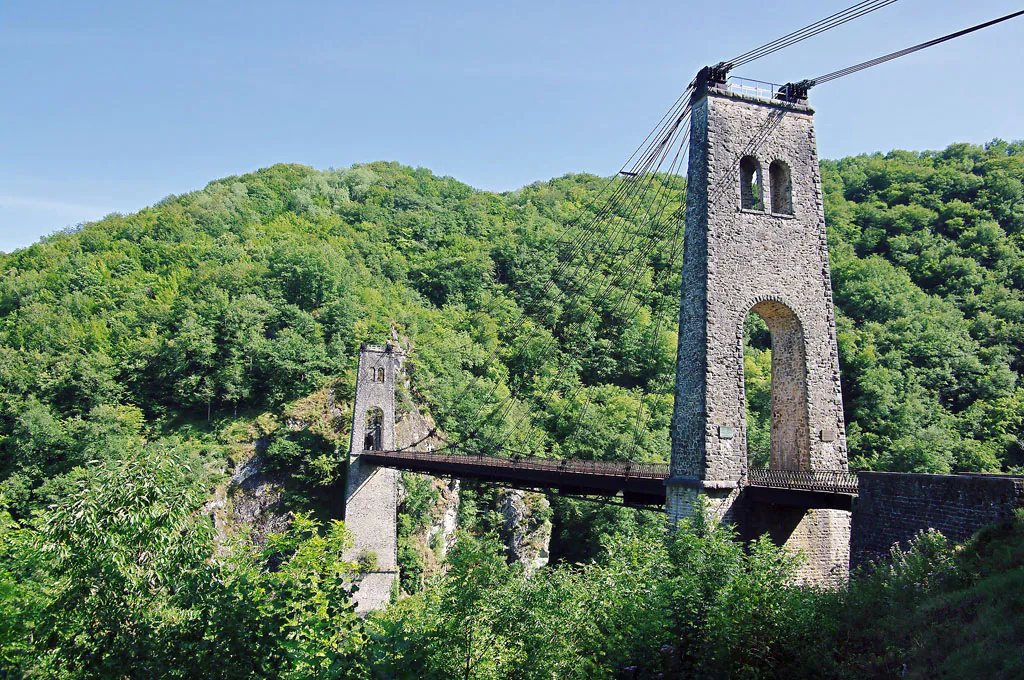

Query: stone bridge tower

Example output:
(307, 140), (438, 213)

(344, 342), (402, 613)
(667, 70), (850, 579)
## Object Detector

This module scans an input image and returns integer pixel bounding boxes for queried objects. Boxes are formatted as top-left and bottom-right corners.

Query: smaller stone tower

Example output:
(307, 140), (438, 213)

(344, 343), (402, 613)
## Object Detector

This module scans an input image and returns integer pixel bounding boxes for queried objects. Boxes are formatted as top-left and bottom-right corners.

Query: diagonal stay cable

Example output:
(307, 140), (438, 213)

(444, 175), (658, 410)
(477, 178), (686, 450)
(444, 101), (692, 418)
(470, 170), (683, 444)
(442, 86), (695, 412)
(468, 118), (693, 435)
(623, 202), (686, 461)
(457, 108), (694, 427)
(448, 1), (903, 427)
(485, 144), (691, 450)
(620, 85), (694, 173)
(619, 106), (795, 461)
(463, 156), (684, 426)
(484, 109), (693, 430)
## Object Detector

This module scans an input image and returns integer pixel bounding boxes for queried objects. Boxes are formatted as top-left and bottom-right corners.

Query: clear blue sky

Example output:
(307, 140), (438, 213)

(2, 0), (1023, 252)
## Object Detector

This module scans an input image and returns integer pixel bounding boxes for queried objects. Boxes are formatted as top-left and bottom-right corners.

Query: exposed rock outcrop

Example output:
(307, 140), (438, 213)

(226, 453), (290, 543)
(426, 477), (460, 558)
(394, 384), (461, 584)
(497, 488), (551, 572)
(204, 339), (551, 585)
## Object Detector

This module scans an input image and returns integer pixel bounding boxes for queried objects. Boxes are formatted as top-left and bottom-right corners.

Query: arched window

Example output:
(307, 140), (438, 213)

(769, 160), (793, 215)
(739, 156), (763, 211)
(364, 408), (384, 451)
(377, 368), (385, 382)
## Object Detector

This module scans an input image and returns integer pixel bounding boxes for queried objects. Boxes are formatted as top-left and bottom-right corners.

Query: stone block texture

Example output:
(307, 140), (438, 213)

(345, 343), (403, 614)
(741, 503), (851, 583)
(666, 84), (850, 580)
(851, 472), (1024, 570)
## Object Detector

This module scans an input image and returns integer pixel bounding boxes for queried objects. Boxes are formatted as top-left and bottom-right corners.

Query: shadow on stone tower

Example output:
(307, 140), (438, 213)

(666, 70), (851, 580)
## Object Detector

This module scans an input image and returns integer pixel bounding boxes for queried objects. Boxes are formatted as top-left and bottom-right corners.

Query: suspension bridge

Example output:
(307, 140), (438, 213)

(340, 2), (1024, 611)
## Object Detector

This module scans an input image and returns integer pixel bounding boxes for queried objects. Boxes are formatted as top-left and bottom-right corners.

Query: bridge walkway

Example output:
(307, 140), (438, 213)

(359, 450), (858, 510)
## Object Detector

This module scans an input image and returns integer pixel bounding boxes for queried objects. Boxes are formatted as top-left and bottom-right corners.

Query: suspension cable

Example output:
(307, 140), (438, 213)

(724, 0), (899, 69)
(447, 100), (693, 434)
(800, 8), (1024, 89)
(434, 5), (912, 456)
(408, 7), (1024, 463)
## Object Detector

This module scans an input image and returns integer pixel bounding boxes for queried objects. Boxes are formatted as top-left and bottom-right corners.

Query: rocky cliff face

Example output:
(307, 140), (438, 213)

(497, 488), (551, 571)
(205, 429), (290, 553)
(392, 383), (462, 587)
(398, 474), (461, 590)
(393, 378), (552, 577)
(224, 453), (291, 543)
(208, 388), (347, 550)
(426, 478), (461, 558)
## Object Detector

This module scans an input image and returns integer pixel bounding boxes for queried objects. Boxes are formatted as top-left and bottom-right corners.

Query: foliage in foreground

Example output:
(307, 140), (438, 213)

(365, 511), (807, 679)
(0, 141), (1023, 675)
(0, 443), (366, 679)
(4, 454), (1021, 680)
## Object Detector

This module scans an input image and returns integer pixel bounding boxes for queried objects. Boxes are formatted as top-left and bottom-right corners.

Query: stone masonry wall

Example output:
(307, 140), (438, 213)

(665, 82), (851, 580)
(741, 501), (851, 583)
(851, 472), (1024, 569)
(666, 91), (712, 524)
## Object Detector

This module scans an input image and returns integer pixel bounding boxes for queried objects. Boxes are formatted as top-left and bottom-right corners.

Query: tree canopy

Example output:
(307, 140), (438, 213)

(2, 143), (1021, 525)
(0, 139), (1022, 677)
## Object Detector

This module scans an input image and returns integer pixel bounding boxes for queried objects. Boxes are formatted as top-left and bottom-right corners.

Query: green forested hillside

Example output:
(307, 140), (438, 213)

(0, 162), (682, 524)
(1, 142), (1022, 521)
(0, 141), (1023, 677)
(824, 141), (1024, 473)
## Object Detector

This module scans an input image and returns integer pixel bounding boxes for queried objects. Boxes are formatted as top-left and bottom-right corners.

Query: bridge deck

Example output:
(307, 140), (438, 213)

(359, 450), (859, 510)
(359, 450), (670, 507)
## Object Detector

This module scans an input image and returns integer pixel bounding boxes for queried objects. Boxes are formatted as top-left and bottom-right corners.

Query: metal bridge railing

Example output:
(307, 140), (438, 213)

(726, 76), (783, 101)
(746, 467), (859, 494)
(363, 450), (671, 480)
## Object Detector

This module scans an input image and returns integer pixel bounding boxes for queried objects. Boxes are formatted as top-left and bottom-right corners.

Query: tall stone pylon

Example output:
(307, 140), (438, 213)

(667, 69), (850, 579)
(344, 342), (402, 613)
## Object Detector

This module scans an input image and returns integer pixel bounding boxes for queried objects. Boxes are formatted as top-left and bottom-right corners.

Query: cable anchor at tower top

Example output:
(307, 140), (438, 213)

(776, 80), (814, 104)
(693, 62), (733, 99)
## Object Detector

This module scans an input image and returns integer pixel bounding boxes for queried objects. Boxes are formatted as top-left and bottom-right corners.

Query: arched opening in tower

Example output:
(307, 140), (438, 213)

(364, 407), (384, 451)
(741, 300), (810, 471)
(739, 156), (763, 211)
(769, 160), (793, 215)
